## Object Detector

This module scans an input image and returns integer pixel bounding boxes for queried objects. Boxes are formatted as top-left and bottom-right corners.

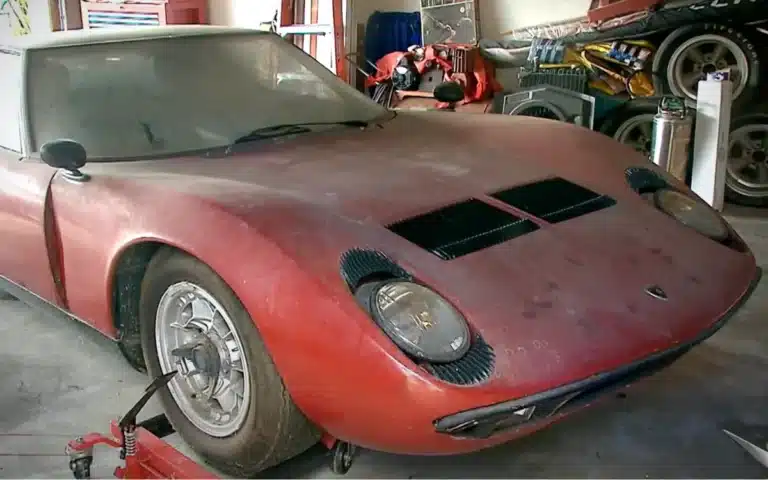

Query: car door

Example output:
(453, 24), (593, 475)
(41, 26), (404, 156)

(0, 48), (63, 307)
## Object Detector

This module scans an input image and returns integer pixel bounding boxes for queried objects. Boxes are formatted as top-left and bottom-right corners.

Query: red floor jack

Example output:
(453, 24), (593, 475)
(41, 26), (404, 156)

(66, 372), (358, 478)
(65, 371), (220, 479)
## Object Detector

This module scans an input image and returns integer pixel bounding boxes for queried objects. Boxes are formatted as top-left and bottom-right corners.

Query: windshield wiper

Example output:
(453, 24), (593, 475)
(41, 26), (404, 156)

(231, 120), (369, 146)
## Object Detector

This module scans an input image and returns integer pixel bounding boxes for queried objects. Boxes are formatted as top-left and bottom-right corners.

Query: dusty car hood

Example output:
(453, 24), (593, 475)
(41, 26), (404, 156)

(94, 111), (757, 394)
(101, 111), (645, 225)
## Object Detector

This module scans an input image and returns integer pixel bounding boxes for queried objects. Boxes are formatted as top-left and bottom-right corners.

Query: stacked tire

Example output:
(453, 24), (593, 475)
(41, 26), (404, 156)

(602, 23), (767, 207)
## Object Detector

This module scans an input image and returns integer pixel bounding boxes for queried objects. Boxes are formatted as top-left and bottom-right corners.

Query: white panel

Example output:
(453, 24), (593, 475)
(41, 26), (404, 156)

(0, 51), (22, 152)
(692, 79), (733, 212)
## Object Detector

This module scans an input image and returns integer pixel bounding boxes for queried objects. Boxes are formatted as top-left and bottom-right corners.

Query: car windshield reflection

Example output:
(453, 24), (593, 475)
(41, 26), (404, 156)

(26, 32), (386, 161)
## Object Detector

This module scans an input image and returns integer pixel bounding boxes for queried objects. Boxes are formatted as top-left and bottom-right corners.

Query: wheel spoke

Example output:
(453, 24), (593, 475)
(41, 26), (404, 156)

(756, 164), (768, 185)
(230, 357), (245, 372)
(711, 43), (729, 63)
(214, 378), (240, 413)
(685, 46), (705, 63)
(682, 71), (702, 89)
(730, 154), (752, 172)
(191, 297), (215, 321)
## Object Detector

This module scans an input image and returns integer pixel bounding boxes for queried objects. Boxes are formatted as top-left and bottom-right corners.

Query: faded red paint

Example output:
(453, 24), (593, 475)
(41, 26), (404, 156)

(0, 111), (757, 455)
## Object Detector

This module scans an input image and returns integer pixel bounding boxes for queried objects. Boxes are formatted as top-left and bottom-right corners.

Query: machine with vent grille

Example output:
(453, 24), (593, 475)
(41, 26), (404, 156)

(80, 0), (207, 29)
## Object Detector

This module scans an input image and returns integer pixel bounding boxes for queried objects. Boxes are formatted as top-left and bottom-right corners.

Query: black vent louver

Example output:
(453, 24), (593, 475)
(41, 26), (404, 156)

(423, 334), (496, 386)
(387, 199), (539, 260)
(624, 166), (669, 194)
(491, 177), (616, 223)
(339, 249), (412, 290)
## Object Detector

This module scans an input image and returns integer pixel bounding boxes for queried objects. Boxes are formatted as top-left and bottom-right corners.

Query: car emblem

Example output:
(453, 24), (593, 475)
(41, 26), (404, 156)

(645, 285), (668, 301)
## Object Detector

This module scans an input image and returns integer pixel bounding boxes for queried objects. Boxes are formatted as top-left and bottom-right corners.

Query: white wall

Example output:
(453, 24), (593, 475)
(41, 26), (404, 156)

(209, 0), (280, 28)
(207, 0), (344, 72)
(0, 0), (54, 40)
(352, 0), (591, 39)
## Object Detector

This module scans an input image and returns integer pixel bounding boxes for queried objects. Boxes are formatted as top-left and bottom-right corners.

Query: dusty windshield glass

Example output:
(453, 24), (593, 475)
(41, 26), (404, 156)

(26, 32), (386, 160)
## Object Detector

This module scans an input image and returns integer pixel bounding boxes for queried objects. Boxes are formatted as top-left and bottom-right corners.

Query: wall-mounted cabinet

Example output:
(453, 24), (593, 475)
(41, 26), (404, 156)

(80, 0), (207, 29)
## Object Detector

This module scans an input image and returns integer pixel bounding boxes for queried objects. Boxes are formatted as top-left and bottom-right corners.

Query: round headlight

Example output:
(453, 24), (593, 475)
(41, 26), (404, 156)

(653, 188), (729, 241)
(369, 281), (470, 363)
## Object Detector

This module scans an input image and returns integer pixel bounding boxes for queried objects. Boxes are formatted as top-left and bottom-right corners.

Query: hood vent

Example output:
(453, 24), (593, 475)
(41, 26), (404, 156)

(387, 199), (539, 260)
(491, 177), (616, 224)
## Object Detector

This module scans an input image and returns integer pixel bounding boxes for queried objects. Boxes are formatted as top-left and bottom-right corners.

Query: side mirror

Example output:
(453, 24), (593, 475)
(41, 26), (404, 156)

(40, 140), (89, 181)
(433, 81), (465, 104)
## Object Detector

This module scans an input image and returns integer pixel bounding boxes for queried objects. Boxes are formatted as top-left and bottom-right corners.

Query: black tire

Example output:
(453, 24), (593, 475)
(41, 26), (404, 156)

(598, 97), (660, 156)
(725, 113), (768, 208)
(139, 247), (320, 476)
(117, 335), (147, 374)
(652, 23), (761, 112)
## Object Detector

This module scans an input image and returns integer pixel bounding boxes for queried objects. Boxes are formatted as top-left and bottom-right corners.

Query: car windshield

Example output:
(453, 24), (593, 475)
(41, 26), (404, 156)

(26, 32), (387, 160)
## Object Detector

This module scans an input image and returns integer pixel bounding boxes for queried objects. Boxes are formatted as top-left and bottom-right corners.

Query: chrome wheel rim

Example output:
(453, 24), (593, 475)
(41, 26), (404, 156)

(614, 113), (655, 158)
(727, 123), (768, 198)
(155, 282), (250, 437)
(667, 34), (749, 102)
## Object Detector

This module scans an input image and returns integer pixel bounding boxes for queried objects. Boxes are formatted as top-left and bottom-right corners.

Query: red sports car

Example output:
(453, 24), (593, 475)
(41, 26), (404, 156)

(0, 25), (760, 476)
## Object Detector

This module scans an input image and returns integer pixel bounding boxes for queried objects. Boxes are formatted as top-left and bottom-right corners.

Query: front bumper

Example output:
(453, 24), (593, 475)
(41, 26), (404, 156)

(434, 266), (763, 439)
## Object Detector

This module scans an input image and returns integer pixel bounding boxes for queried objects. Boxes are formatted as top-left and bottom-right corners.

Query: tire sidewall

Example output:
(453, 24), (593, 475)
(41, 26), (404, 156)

(139, 250), (284, 464)
(652, 23), (760, 111)
(725, 113), (768, 207)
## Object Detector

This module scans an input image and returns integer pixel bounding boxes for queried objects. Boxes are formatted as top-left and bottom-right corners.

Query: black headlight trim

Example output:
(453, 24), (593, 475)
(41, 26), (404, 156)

(339, 248), (496, 385)
(339, 248), (412, 291)
(624, 166), (669, 194)
(422, 334), (496, 386)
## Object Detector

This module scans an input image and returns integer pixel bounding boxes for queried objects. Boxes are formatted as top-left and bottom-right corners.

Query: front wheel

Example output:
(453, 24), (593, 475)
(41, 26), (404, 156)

(139, 248), (319, 476)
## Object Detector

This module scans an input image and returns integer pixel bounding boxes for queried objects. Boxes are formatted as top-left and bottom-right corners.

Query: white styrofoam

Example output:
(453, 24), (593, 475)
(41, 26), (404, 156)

(691, 79), (733, 212)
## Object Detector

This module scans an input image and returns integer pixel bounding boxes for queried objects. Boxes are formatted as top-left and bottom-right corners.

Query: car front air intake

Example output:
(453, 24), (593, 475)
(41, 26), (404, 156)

(490, 177), (616, 223)
(387, 198), (539, 260)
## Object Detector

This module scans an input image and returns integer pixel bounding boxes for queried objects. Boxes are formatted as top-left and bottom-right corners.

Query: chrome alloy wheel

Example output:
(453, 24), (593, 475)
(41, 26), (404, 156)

(727, 123), (768, 199)
(668, 34), (749, 102)
(614, 113), (655, 158)
(155, 282), (250, 437)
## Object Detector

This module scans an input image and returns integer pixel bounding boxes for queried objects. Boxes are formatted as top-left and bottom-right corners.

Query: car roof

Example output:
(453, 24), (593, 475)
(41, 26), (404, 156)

(0, 25), (264, 52)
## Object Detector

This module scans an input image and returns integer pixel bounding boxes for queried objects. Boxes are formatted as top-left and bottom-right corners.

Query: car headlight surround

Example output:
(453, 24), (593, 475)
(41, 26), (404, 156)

(360, 280), (471, 363)
(653, 188), (730, 241)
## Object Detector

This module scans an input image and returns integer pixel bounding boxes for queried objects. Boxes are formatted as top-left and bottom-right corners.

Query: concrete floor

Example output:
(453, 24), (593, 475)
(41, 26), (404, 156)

(1, 208), (767, 479)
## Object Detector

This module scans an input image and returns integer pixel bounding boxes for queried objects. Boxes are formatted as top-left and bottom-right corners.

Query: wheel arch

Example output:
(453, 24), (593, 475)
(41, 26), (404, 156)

(106, 224), (317, 374)
(110, 239), (177, 371)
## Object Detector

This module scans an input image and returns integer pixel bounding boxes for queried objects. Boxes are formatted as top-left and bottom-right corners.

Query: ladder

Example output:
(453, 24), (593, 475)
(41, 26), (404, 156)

(277, 0), (347, 82)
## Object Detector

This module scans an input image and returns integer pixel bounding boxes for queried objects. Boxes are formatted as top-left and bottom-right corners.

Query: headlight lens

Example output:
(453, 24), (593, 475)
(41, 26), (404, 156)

(653, 188), (729, 241)
(370, 281), (470, 363)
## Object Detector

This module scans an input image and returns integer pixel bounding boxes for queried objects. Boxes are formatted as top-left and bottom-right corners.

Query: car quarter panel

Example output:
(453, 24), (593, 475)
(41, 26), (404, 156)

(0, 153), (62, 305)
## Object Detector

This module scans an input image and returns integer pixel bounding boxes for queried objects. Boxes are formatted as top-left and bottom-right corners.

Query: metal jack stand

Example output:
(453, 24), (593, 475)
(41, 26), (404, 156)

(67, 370), (360, 477)
(65, 371), (218, 479)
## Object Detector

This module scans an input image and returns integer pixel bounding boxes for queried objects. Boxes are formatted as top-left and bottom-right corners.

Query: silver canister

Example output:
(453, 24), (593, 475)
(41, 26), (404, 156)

(650, 96), (693, 182)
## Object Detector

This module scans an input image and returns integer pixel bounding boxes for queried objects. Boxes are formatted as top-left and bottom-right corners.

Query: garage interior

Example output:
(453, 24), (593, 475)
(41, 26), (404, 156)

(1, 0), (768, 478)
